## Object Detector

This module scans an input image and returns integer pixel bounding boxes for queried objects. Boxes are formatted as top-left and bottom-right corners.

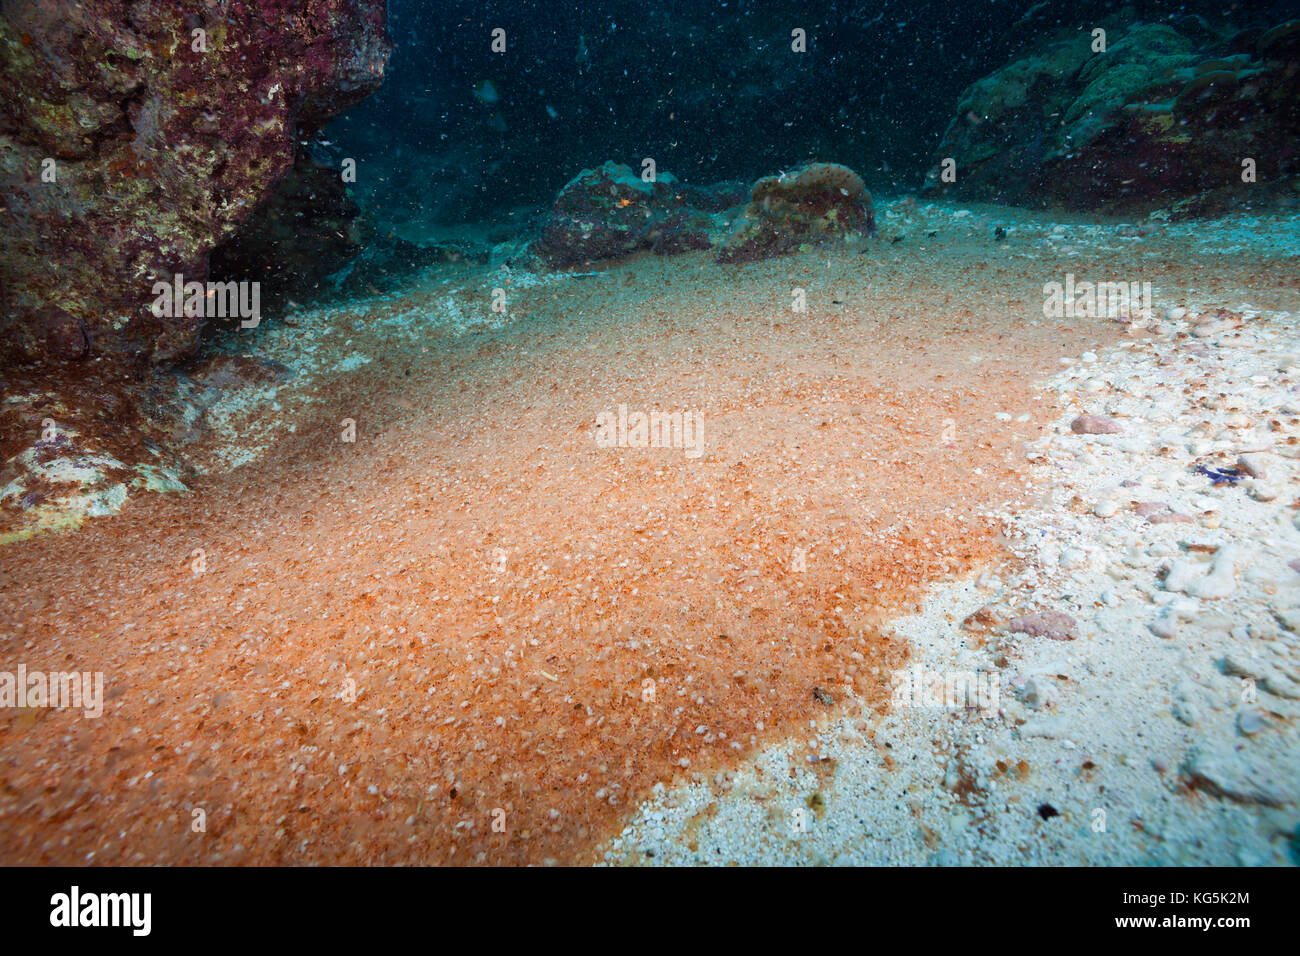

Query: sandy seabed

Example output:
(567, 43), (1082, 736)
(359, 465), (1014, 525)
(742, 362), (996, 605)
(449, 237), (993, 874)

(2, 199), (1297, 865)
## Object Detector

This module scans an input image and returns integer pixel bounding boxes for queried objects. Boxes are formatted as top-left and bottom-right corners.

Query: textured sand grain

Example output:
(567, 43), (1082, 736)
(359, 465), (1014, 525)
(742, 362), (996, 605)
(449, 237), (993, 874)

(3, 202), (1292, 865)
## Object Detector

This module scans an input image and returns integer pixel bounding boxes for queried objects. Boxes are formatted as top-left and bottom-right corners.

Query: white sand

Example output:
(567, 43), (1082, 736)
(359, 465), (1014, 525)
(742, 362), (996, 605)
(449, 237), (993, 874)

(601, 297), (1300, 865)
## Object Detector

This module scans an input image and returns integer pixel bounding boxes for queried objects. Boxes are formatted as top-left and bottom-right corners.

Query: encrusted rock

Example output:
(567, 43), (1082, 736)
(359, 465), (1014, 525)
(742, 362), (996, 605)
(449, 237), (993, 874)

(529, 162), (721, 269)
(0, 0), (391, 369)
(716, 162), (875, 264)
(923, 18), (1300, 211)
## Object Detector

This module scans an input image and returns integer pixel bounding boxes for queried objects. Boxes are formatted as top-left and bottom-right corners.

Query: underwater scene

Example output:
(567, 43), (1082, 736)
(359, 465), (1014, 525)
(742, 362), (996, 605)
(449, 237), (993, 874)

(2, 0), (1300, 875)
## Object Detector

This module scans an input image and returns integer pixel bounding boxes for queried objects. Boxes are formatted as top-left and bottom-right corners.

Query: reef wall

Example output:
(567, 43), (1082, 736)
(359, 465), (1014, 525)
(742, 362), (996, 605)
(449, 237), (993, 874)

(0, 0), (391, 370)
(924, 18), (1300, 211)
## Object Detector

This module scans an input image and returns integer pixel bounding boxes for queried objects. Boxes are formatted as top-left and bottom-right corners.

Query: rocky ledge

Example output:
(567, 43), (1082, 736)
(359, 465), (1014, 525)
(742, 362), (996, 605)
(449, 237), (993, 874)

(0, 0), (390, 370)
(924, 18), (1300, 212)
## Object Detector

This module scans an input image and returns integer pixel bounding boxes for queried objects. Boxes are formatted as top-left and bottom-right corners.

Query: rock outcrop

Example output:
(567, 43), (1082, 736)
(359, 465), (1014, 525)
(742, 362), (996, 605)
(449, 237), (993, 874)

(0, 1), (389, 543)
(923, 18), (1300, 211)
(528, 162), (741, 269)
(0, 0), (390, 369)
(527, 160), (875, 269)
(716, 162), (875, 264)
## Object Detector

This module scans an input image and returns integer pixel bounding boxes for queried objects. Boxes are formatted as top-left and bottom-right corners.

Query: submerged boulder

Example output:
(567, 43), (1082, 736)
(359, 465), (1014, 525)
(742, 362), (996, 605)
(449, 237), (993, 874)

(529, 161), (732, 269)
(716, 162), (875, 264)
(0, 0), (391, 369)
(923, 18), (1300, 211)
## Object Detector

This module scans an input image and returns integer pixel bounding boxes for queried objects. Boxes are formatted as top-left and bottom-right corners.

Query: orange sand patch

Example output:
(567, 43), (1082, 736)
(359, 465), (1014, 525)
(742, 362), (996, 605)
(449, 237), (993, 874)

(0, 243), (1116, 864)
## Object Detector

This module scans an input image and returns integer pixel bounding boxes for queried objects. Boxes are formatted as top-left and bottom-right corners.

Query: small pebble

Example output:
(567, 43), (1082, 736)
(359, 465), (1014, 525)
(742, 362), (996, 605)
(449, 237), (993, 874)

(1071, 413), (1122, 435)
(1249, 483), (1278, 503)
(1149, 614), (1178, 639)
(1059, 547), (1087, 568)
(1237, 710), (1267, 736)
(1008, 611), (1078, 641)
(1236, 453), (1268, 479)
